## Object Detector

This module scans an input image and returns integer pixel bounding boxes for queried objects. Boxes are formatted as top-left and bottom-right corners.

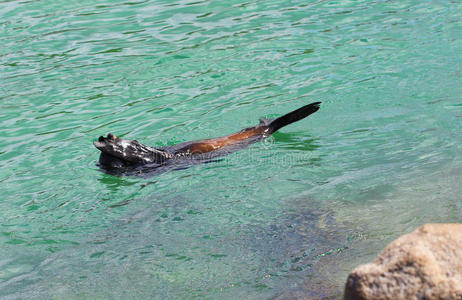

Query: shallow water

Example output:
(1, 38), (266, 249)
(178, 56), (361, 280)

(1, 0), (462, 298)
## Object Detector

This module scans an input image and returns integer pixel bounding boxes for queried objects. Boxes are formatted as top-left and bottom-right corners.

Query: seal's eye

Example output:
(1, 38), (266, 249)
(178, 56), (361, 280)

(98, 136), (105, 142)
(107, 133), (116, 141)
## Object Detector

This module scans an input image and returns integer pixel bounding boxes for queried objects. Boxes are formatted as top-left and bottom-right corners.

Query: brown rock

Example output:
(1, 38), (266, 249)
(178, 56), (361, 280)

(344, 223), (462, 300)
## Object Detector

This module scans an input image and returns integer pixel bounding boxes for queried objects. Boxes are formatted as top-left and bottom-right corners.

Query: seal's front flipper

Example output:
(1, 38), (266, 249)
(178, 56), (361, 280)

(266, 102), (321, 133)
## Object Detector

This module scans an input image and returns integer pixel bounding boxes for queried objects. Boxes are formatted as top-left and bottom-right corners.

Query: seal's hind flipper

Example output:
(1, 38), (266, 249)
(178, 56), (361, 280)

(259, 117), (273, 126)
(267, 102), (321, 133)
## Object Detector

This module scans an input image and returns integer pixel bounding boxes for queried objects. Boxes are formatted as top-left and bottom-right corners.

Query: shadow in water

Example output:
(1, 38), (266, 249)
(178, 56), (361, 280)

(272, 131), (320, 152)
(97, 173), (138, 192)
(246, 199), (354, 299)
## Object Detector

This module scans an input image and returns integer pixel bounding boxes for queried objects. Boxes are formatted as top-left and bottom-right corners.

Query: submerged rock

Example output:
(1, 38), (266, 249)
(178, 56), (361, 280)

(344, 223), (462, 300)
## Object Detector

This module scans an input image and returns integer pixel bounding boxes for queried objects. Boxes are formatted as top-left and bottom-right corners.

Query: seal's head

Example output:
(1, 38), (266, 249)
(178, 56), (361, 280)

(94, 133), (171, 166)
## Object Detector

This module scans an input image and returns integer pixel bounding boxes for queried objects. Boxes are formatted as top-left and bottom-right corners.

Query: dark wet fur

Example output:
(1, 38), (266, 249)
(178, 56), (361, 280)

(97, 138), (258, 177)
(94, 102), (321, 176)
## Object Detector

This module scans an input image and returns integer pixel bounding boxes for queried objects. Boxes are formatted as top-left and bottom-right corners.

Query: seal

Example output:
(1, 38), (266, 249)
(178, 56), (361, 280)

(94, 102), (321, 173)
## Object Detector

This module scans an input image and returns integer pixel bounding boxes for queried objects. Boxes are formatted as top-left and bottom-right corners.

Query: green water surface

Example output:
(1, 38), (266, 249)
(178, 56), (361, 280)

(1, 0), (462, 298)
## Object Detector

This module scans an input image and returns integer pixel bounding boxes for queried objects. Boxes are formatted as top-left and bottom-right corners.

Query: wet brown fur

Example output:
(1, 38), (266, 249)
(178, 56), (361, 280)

(179, 126), (269, 154)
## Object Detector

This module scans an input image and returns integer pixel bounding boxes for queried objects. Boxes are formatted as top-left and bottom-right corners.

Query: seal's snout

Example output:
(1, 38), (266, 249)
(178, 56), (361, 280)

(96, 133), (116, 144)
(94, 134), (112, 150)
(94, 133), (119, 152)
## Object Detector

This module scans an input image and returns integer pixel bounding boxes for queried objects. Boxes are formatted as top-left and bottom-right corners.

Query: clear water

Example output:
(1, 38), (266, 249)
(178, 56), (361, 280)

(1, 0), (462, 298)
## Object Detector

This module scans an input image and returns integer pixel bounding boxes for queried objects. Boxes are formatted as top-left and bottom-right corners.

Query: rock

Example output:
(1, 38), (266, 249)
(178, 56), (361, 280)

(344, 223), (462, 300)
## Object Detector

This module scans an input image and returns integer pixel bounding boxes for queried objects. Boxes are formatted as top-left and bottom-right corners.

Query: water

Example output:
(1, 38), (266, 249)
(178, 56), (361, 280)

(1, 0), (462, 298)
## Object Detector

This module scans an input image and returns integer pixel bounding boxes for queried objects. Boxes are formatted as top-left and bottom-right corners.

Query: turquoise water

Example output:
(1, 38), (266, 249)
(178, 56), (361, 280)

(1, 0), (462, 298)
